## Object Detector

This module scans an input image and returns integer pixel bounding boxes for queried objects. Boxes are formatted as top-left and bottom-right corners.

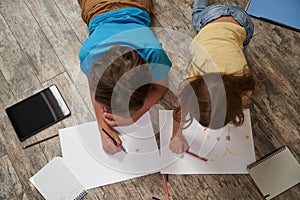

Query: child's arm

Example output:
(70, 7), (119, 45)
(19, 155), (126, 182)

(130, 76), (168, 121)
(169, 115), (189, 154)
(90, 91), (123, 155)
(103, 76), (168, 126)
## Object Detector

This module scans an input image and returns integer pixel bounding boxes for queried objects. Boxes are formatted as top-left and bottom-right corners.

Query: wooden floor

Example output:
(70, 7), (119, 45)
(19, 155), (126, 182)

(0, 0), (299, 199)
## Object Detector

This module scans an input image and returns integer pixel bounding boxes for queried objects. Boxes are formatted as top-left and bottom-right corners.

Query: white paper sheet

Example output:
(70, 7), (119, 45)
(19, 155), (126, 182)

(159, 109), (256, 174)
(59, 112), (160, 189)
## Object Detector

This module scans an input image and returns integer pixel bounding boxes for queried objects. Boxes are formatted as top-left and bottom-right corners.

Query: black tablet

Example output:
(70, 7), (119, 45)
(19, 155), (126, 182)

(6, 85), (71, 141)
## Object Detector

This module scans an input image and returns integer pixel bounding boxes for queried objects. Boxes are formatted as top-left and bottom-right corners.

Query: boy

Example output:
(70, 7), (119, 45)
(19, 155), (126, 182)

(78, 0), (172, 154)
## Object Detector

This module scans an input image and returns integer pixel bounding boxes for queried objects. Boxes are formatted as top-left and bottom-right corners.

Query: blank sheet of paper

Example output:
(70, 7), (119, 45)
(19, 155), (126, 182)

(59, 112), (160, 189)
(159, 109), (255, 174)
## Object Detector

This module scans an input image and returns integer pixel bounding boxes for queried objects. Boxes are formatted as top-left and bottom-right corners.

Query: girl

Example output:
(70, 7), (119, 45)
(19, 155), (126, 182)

(170, 0), (255, 154)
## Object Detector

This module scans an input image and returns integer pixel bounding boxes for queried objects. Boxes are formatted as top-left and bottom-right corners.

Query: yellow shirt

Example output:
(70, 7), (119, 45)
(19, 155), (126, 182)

(189, 22), (248, 76)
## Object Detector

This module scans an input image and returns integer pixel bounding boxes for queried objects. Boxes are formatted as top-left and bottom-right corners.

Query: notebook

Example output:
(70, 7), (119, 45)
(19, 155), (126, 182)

(30, 157), (87, 200)
(247, 146), (300, 200)
(246, 0), (300, 31)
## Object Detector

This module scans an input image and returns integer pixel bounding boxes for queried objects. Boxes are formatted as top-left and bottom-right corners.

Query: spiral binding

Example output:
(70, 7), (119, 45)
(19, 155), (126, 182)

(74, 190), (87, 200)
(247, 146), (287, 170)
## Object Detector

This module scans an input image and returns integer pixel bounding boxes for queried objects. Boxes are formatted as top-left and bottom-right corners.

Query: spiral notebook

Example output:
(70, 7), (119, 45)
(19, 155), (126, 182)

(30, 157), (87, 200)
(247, 146), (300, 200)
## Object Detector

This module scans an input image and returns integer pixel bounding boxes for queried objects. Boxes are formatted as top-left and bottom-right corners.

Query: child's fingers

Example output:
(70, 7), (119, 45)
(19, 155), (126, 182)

(104, 129), (122, 146)
(103, 113), (118, 126)
(106, 144), (122, 155)
(103, 118), (117, 126)
(103, 112), (116, 121)
(100, 128), (123, 155)
(183, 144), (189, 152)
(107, 142), (122, 155)
(169, 134), (189, 154)
(111, 133), (122, 147)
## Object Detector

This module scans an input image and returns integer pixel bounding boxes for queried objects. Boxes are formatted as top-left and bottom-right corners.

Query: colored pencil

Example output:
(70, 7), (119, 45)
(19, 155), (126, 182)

(102, 128), (127, 153)
(161, 173), (170, 200)
(22, 134), (59, 149)
(185, 149), (208, 162)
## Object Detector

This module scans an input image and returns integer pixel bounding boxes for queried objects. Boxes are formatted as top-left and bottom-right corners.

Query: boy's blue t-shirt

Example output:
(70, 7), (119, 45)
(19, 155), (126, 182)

(79, 8), (171, 80)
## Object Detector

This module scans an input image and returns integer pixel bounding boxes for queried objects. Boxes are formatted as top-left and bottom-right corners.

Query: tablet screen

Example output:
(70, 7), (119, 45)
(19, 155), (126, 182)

(6, 85), (71, 141)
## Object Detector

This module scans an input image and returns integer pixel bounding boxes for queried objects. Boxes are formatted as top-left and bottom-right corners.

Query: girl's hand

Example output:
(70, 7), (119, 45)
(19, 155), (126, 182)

(100, 128), (123, 155)
(169, 134), (189, 154)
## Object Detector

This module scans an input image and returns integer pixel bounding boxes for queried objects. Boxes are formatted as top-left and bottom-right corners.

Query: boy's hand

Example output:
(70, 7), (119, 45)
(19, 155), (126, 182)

(90, 91), (124, 155)
(169, 134), (189, 154)
(100, 127), (123, 155)
(103, 112), (135, 126)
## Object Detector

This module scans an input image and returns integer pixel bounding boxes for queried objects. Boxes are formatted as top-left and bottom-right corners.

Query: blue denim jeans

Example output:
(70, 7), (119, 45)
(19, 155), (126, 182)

(192, 0), (254, 46)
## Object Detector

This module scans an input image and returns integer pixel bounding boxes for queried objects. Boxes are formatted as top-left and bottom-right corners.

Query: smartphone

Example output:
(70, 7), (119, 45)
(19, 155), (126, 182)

(6, 85), (71, 141)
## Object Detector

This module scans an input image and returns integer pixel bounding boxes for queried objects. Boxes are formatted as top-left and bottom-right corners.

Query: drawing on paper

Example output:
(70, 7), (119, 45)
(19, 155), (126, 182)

(159, 109), (256, 174)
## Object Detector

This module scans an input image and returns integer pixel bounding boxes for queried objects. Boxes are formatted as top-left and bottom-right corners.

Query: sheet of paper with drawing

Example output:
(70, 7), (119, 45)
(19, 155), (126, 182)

(159, 109), (255, 174)
(59, 112), (160, 189)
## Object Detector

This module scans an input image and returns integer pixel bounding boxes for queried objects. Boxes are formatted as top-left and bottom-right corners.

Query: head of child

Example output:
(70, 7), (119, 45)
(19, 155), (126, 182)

(89, 46), (152, 117)
(174, 72), (255, 129)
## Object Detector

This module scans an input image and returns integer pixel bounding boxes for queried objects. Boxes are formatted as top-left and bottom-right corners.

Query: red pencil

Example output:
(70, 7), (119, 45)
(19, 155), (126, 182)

(22, 134), (59, 149)
(185, 149), (208, 162)
(161, 174), (170, 200)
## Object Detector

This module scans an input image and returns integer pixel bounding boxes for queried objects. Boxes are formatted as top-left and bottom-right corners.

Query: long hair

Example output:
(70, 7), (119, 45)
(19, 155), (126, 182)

(174, 72), (255, 129)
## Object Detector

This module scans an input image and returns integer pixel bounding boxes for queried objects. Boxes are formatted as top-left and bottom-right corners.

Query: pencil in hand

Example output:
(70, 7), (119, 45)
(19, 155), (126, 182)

(101, 128), (127, 153)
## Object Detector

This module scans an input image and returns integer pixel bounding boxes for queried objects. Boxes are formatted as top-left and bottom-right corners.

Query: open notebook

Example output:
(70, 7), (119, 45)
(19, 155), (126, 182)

(30, 157), (87, 200)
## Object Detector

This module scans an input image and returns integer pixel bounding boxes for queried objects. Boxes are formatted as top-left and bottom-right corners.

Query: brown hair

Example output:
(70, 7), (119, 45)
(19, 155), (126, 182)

(174, 72), (255, 129)
(89, 46), (152, 116)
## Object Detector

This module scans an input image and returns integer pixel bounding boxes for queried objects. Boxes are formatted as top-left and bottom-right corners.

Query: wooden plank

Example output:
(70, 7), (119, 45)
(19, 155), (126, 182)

(120, 174), (167, 199)
(83, 174), (167, 199)
(152, 0), (195, 38)
(71, 71), (96, 121)
(0, 155), (29, 200)
(0, 0), (64, 83)
(0, 70), (15, 113)
(0, 70), (16, 158)
(23, 0), (99, 115)
(24, 0), (83, 82)
(168, 0), (194, 27)
(52, 0), (88, 43)
(245, 17), (300, 159)
(166, 174), (263, 199)
(0, 11), (41, 99)
(0, 139), (6, 158)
